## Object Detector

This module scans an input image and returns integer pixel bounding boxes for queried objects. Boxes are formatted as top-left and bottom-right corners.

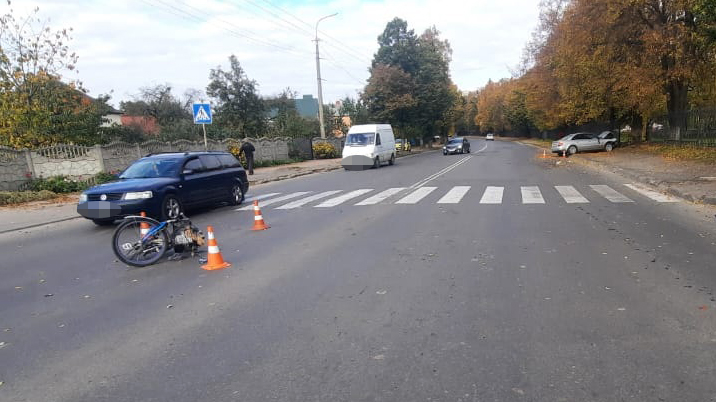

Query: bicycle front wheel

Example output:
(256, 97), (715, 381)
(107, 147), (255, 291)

(112, 218), (168, 267)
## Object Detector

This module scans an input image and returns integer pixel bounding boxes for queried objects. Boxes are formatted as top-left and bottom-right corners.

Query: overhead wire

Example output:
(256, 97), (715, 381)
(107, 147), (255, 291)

(141, 0), (312, 56)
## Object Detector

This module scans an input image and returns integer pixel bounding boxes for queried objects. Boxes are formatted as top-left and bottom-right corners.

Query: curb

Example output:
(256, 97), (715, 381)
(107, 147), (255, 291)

(0, 215), (83, 235)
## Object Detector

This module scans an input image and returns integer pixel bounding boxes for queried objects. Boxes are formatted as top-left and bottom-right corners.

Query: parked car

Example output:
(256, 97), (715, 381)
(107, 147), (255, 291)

(395, 138), (411, 152)
(551, 132), (613, 156)
(443, 137), (471, 155)
(486, 133), (495, 141)
(77, 151), (249, 225)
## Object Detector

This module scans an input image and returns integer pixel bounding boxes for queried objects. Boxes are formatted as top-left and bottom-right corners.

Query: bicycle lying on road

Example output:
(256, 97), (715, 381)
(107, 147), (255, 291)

(112, 213), (205, 267)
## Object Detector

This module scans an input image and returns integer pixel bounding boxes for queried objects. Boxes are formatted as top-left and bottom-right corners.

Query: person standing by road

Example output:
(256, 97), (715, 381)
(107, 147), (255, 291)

(240, 141), (256, 175)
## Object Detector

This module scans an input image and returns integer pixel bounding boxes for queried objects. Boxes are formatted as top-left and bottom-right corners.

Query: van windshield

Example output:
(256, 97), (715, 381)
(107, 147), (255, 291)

(346, 133), (375, 146)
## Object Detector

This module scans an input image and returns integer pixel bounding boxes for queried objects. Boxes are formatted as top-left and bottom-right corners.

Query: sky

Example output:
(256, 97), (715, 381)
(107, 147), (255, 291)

(3, 0), (541, 109)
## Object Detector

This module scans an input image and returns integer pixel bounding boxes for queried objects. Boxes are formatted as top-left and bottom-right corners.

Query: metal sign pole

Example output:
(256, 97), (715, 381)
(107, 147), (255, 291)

(202, 124), (208, 150)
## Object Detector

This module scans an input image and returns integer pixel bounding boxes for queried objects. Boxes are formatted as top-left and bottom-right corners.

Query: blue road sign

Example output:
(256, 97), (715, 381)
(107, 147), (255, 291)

(193, 103), (212, 124)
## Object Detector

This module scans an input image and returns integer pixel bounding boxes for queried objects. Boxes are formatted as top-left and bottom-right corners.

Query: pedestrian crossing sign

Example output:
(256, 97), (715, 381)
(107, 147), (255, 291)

(193, 103), (212, 124)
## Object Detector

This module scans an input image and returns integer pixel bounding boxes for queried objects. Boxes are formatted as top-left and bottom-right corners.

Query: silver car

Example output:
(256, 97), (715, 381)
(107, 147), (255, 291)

(551, 132), (613, 156)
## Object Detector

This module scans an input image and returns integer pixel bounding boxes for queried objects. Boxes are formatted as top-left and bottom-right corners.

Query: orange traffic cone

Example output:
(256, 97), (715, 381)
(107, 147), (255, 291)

(251, 200), (270, 231)
(140, 211), (150, 237)
(201, 226), (231, 271)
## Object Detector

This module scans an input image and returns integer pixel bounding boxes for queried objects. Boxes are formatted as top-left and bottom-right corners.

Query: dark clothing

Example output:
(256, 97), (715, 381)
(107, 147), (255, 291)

(240, 142), (256, 175)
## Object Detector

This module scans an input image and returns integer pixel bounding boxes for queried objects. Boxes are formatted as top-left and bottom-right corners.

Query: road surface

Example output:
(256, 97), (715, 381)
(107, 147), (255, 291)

(1, 139), (715, 401)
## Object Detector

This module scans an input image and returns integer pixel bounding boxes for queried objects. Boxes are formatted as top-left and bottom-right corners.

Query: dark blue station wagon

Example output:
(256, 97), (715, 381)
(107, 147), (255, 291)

(77, 151), (249, 225)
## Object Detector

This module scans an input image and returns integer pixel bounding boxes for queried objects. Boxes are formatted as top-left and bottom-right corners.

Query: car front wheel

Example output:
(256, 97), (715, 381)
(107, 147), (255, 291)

(229, 183), (245, 206)
(161, 195), (182, 221)
(568, 145), (577, 155)
(605, 143), (614, 152)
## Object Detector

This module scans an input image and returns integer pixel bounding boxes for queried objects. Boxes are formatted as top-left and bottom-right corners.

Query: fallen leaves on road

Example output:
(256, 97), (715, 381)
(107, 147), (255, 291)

(699, 305), (708, 311)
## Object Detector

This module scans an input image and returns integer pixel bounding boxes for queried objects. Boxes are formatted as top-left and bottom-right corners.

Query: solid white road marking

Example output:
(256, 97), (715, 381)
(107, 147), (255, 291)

(315, 189), (374, 207)
(437, 186), (471, 204)
(479, 186), (504, 204)
(276, 190), (343, 209)
(555, 186), (589, 203)
(623, 184), (678, 202)
(237, 192), (310, 210)
(521, 186), (545, 204)
(395, 187), (437, 204)
(590, 185), (634, 203)
(355, 188), (406, 205)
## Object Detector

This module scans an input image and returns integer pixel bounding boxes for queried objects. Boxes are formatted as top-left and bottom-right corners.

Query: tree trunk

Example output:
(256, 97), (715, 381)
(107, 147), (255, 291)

(667, 80), (688, 136)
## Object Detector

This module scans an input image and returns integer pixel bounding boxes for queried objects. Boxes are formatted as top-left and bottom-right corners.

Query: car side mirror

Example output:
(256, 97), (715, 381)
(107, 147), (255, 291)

(183, 169), (194, 175)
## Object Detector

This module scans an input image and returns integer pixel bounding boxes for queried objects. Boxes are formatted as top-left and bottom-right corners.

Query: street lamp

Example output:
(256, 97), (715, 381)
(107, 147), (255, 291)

(315, 12), (338, 139)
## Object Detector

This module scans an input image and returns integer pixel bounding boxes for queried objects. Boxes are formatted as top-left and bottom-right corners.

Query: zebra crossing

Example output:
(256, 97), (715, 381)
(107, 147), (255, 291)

(239, 183), (679, 211)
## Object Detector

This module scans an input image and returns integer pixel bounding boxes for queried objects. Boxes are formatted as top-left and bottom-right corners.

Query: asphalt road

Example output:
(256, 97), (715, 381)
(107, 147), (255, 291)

(1, 139), (715, 401)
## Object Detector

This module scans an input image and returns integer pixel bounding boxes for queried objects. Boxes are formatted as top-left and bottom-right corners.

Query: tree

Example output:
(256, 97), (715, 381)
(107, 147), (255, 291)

(364, 19), (456, 142)
(206, 55), (266, 138)
(119, 84), (196, 141)
(0, 2), (106, 148)
(338, 96), (370, 126)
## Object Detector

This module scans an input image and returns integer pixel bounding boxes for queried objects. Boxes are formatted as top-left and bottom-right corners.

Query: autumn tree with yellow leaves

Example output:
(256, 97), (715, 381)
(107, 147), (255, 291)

(1, 2), (110, 149)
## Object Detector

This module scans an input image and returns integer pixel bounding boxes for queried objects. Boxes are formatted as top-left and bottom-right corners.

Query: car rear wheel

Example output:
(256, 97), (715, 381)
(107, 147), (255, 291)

(388, 153), (395, 166)
(605, 143), (614, 152)
(229, 183), (245, 206)
(161, 195), (182, 221)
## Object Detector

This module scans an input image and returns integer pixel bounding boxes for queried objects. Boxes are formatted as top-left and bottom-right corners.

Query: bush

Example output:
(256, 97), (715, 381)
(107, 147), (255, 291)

(94, 172), (118, 185)
(28, 176), (88, 193)
(312, 142), (338, 159)
(0, 190), (57, 206)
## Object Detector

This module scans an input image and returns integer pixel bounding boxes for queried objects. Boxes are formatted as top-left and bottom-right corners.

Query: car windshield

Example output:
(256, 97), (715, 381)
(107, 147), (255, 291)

(396, 139), (404, 144)
(448, 139), (462, 145)
(346, 133), (375, 146)
(120, 158), (180, 179)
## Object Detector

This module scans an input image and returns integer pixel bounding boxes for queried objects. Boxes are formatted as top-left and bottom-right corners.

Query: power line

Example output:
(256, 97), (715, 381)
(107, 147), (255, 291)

(320, 47), (367, 87)
(236, 0), (315, 39)
(258, 0), (373, 65)
(141, 0), (312, 56)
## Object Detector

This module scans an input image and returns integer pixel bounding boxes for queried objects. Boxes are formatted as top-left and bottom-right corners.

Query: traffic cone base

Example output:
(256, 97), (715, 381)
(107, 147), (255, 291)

(251, 200), (270, 231)
(202, 226), (231, 271)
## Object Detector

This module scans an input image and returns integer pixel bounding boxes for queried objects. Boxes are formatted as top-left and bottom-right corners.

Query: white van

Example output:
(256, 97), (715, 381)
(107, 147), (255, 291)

(341, 124), (396, 170)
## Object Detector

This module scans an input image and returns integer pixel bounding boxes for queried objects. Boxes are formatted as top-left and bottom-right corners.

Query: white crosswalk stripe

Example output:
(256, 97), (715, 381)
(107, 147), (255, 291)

(240, 183), (682, 210)
(276, 190), (342, 209)
(355, 187), (405, 205)
(395, 187), (437, 204)
(480, 186), (504, 204)
(237, 192), (310, 211)
(624, 184), (678, 202)
(555, 186), (589, 203)
(315, 189), (374, 207)
(590, 185), (633, 203)
(437, 186), (471, 204)
(244, 193), (281, 204)
(521, 186), (545, 204)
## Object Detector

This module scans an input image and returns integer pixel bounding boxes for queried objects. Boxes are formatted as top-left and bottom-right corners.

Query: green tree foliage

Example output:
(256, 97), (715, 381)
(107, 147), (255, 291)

(0, 2), (107, 148)
(206, 55), (266, 138)
(363, 18), (456, 142)
(264, 87), (318, 138)
(338, 96), (370, 126)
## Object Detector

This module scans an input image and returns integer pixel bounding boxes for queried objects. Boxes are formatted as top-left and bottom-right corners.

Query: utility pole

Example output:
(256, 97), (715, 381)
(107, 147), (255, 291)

(315, 13), (338, 139)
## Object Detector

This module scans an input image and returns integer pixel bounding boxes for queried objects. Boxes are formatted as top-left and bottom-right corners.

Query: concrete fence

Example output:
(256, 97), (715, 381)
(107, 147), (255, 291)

(0, 137), (298, 191)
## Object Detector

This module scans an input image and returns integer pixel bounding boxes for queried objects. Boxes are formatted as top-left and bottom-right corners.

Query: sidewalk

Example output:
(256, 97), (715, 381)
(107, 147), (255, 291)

(0, 148), (431, 233)
(518, 139), (716, 205)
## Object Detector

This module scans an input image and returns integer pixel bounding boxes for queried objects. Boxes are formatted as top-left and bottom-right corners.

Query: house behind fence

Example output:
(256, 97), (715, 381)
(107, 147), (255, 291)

(0, 137), (318, 191)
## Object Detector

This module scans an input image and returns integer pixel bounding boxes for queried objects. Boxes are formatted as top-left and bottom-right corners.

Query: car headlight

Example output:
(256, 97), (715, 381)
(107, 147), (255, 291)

(457, 145), (462, 148)
(443, 146), (446, 149)
(79, 193), (88, 203)
(123, 191), (153, 200)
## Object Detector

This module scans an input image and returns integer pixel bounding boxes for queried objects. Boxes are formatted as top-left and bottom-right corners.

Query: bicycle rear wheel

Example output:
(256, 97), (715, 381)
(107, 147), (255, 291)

(112, 218), (168, 267)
